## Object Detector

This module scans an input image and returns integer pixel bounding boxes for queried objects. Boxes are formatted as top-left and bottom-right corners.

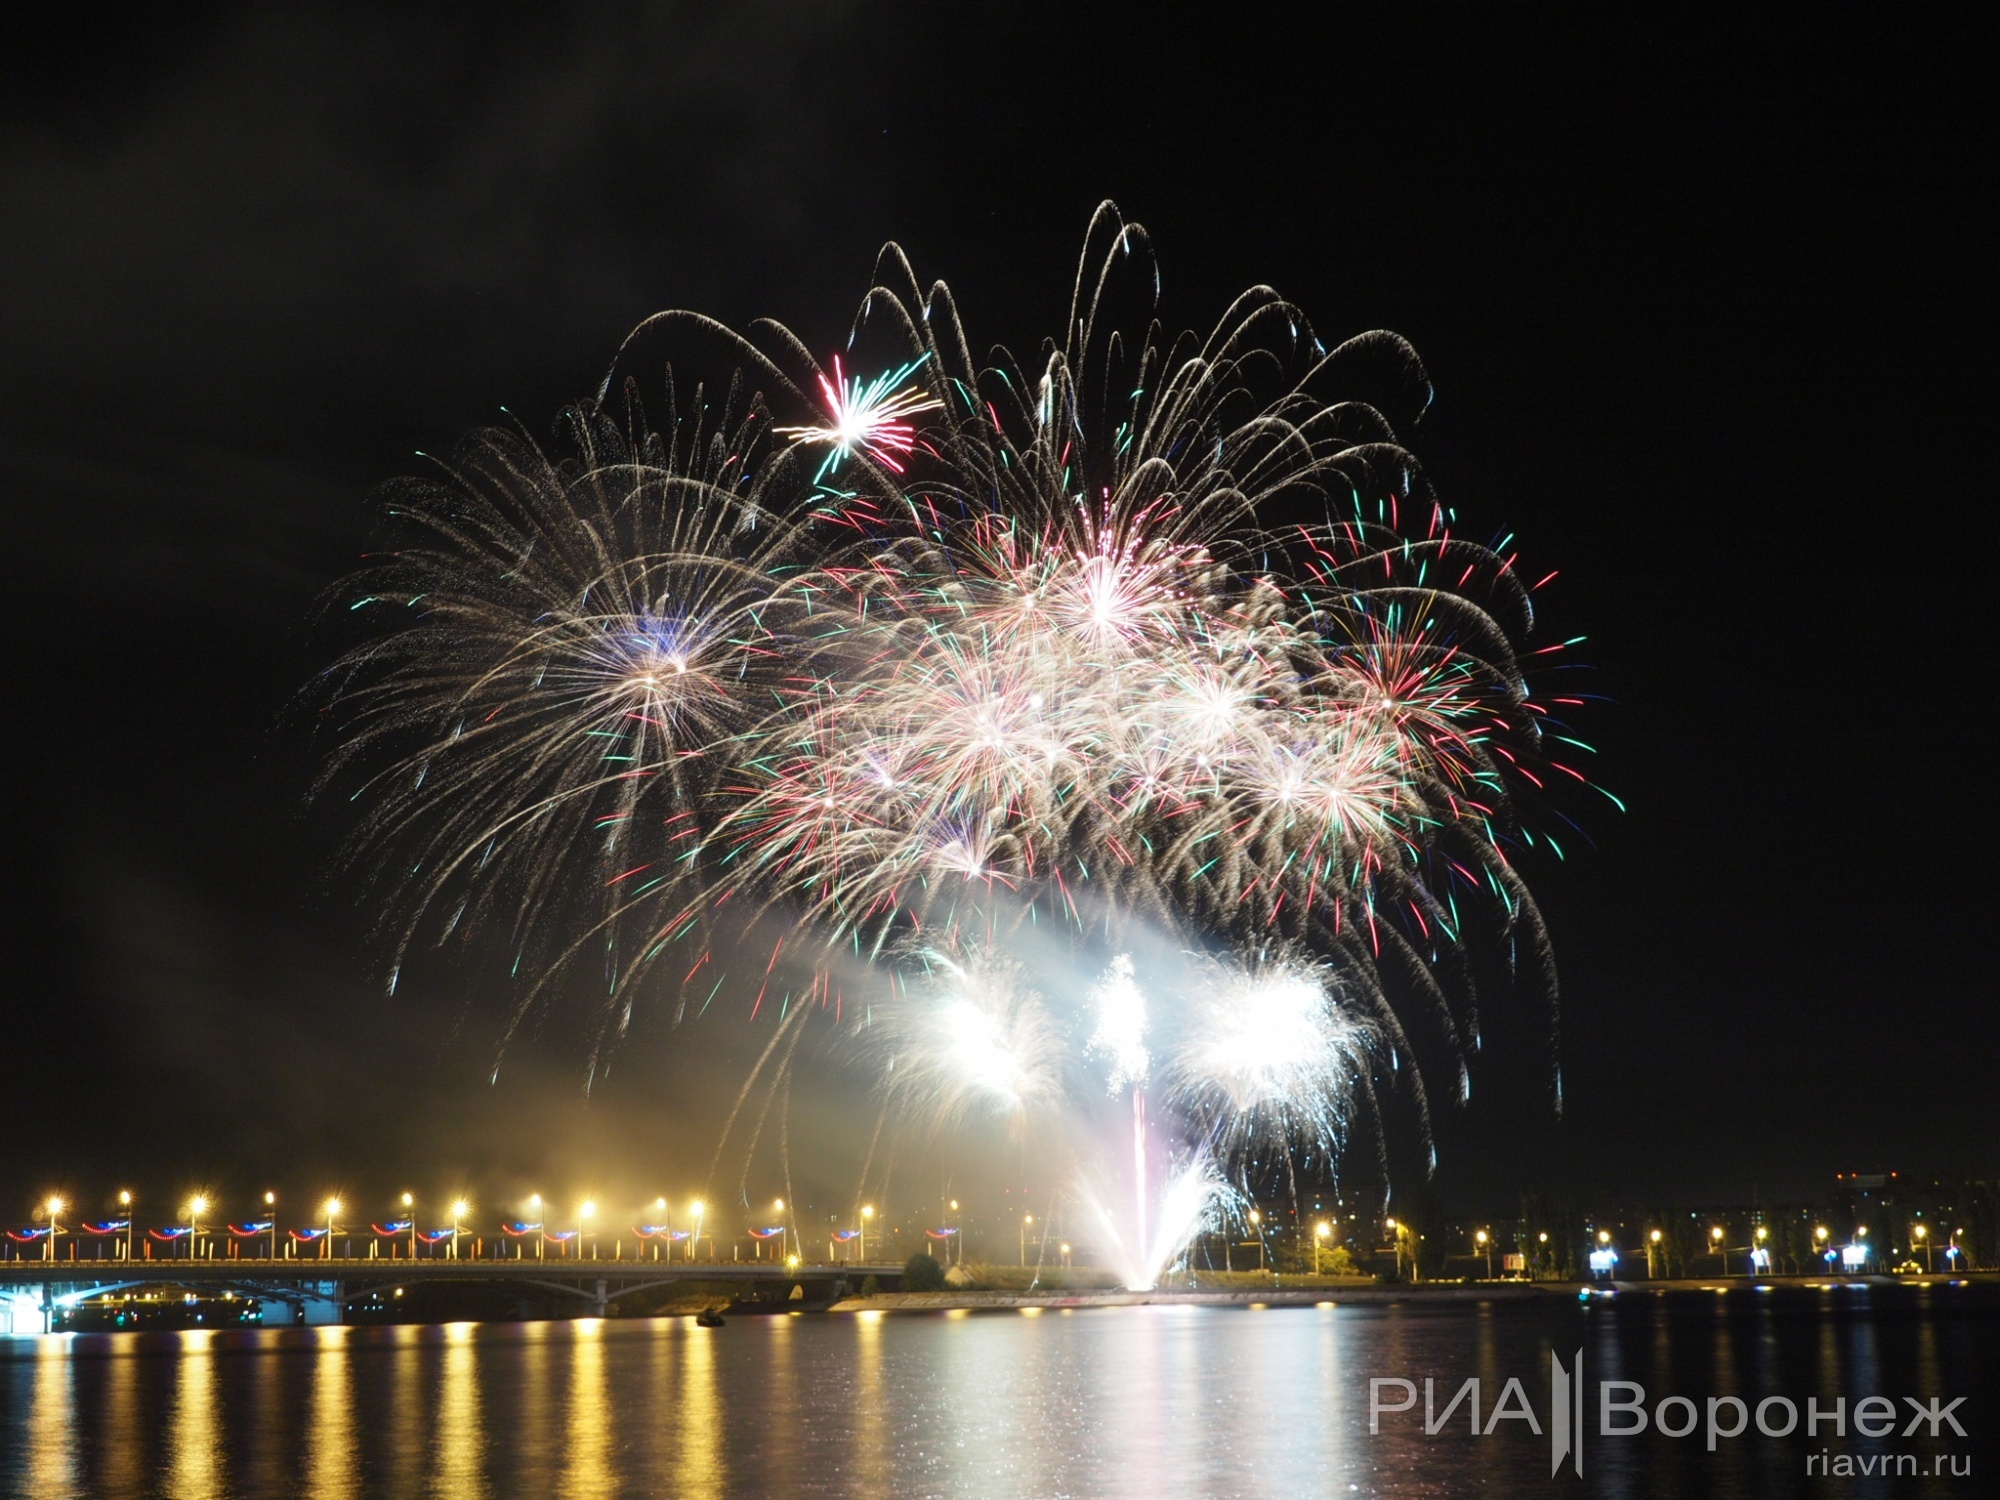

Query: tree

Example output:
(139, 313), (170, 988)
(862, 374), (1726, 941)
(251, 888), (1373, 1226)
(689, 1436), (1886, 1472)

(902, 1251), (947, 1292)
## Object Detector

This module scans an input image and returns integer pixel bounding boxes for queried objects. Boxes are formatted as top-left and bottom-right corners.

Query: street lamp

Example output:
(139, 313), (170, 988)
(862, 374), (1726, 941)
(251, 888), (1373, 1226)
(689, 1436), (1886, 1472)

(949, 1200), (961, 1265)
(323, 1198), (342, 1260)
(774, 1198), (789, 1262)
(580, 1201), (596, 1260)
(44, 1197), (64, 1263)
(450, 1200), (469, 1260)
(1709, 1225), (1725, 1270)
(187, 1195), (209, 1262)
(1473, 1228), (1490, 1279)
(690, 1200), (705, 1261)
(1020, 1214), (1034, 1267)
(401, 1192), (416, 1261)
(118, 1191), (133, 1261)
(1648, 1228), (1663, 1279)
(1317, 1220), (1333, 1276)
(860, 1204), (874, 1262)
(1914, 1223), (1931, 1272)
(529, 1195), (544, 1259)
(1060, 1242), (1072, 1269)
(264, 1192), (277, 1259)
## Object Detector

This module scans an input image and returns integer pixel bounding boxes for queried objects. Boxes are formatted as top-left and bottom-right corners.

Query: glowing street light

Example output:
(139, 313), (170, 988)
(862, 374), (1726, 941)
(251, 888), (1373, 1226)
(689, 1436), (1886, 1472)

(323, 1198), (343, 1261)
(1020, 1213), (1034, 1267)
(1060, 1241), (1072, 1269)
(859, 1204), (875, 1262)
(1249, 1209), (1267, 1272)
(1914, 1222), (1932, 1273)
(400, 1192), (418, 1261)
(529, 1194), (545, 1259)
(1317, 1220), (1334, 1276)
(117, 1190), (134, 1261)
(580, 1200), (597, 1260)
(1749, 1224), (1771, 1275)
(43, 1196), (64, 1263)
(1383, 1219), (1420, 1284)
(263, 1192), (277, 1259)
(1473, 1227), (1491, 1279)
(187, 1195), (209, 1262)
(450, 1199), (470, 1260)
(689, 1200), (705, 1262)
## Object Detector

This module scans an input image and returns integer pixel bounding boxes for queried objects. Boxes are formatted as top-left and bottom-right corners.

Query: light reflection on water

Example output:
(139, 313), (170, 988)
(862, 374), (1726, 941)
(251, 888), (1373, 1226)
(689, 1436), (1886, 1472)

(25, 1335), (75, 1500)
(0, 1290), (1992, 1498)
(435, 1323), (486, 1499)
(677, 1317), (725, 1498)
(559, 1320), (613, 1500)
(166, 1328), (219, 1498)
(305, 1323), (357, 1498)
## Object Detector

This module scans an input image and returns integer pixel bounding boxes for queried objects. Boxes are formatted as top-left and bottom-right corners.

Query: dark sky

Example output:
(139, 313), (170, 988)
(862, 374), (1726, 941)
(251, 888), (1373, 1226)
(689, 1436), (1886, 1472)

(2, 5), (1992, 1227)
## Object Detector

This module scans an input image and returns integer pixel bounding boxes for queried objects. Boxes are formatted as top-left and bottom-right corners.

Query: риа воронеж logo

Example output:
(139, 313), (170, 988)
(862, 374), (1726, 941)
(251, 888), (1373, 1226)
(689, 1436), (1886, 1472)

(1369, 1349), (1967, 1478)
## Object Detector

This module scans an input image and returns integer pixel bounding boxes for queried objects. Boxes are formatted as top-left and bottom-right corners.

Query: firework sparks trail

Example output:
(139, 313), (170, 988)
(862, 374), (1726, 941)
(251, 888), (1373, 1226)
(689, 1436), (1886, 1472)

(319, 203), (1604, 1267)
(775, 354), (944, 482)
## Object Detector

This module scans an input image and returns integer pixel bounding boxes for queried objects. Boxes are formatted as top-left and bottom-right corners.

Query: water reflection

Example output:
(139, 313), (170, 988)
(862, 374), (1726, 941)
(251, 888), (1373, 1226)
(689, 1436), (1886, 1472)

(515, 1319), (553, 1478)
(851, 1312), (889, 1494)
(98, 1339), (144, 1499)
(559, 1320), (614, 1499)
(167, 1329), (222, 1497)
(25, 1336), (77, 1500)
(388, 1324), (426, 1498)
(0, 1289), (1994, 1498)
(304, 1325), (359, 1498)
(677, 1323), (726, 1499)
(433, 1323), (487, 1499)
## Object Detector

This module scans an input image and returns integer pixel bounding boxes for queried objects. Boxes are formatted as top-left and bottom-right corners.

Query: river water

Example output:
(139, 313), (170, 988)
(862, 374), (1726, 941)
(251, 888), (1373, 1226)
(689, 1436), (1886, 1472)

(1, 1285), (1993, 1497)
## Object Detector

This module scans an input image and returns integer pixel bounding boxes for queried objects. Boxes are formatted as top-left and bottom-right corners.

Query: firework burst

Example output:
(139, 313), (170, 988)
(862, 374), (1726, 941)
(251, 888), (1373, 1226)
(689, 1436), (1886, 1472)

(320, 203), (1604, 1241)
(775, 354), (943, 481)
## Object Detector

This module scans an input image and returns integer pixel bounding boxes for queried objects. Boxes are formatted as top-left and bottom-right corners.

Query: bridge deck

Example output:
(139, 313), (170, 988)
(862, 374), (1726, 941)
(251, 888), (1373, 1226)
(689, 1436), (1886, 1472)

(0, 1258), (899, 1290)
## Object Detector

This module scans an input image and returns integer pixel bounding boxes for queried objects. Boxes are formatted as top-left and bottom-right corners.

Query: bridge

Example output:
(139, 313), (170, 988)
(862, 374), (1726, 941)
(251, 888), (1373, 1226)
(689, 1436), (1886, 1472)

(0, 1257), (904, 1333)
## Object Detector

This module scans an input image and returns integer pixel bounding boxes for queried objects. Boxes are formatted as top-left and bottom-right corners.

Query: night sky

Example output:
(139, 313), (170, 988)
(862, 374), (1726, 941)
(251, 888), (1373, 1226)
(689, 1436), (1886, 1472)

(3, 7), (1991, 1223)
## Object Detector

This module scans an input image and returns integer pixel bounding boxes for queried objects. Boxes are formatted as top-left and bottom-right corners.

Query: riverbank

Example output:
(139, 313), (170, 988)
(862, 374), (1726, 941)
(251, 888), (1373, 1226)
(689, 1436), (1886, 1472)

(828, 1281), (1537, 1313)
(827, 1271), (2000, 1314)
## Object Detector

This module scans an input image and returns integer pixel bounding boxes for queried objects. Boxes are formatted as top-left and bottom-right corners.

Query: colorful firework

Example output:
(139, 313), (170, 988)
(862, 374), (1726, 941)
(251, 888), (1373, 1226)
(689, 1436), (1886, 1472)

(774, 354), (943, 482)
(319, 203), (1604, 1256)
